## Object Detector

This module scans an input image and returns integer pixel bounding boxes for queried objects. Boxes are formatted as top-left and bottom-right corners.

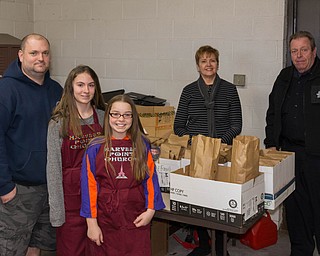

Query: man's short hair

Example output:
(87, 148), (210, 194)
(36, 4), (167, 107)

(289, 31), (316, 50)
(20, 33), (50, 51)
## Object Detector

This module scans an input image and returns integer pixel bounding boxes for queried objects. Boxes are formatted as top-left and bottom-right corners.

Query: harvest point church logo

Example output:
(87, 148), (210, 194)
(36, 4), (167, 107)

(116, 163), (127, 179)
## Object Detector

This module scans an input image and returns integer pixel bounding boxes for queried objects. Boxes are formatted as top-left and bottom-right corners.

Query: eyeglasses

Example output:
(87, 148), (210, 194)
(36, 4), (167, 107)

(109, 112), (133, 119)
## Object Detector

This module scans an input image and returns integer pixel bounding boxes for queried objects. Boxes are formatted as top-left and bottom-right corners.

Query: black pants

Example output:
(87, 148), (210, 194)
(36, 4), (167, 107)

(196, 226), (224, 254)
(282, 143), (320, 255)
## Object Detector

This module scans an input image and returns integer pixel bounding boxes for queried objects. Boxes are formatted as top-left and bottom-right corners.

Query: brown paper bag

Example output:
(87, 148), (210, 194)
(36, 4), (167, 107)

(231, 135), (260, 184)
(159, 143), (181, 160)
(149, 136), (166, 147)
(219, 143), (232, 163)
(189, 135), (221, 180)
(259, 157), (280, 167)
(215, 165), (232, 182)
(167, 134), (189, 148)
(183, 148), (191, 159)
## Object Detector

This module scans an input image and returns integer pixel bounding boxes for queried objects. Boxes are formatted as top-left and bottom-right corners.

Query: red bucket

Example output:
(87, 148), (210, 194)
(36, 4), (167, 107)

(240, 211), (278, 250)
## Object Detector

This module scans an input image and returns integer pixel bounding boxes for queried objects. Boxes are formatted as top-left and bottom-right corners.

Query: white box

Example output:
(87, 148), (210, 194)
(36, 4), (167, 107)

(181, 158), (191, 168)
(155, 158), (190, 192)
(259, 152), (294, 194)
(155, 158), (181, 192)
(259, 152), (295, 210)
(264, 180), (295, 210)
(170, 166), (265, 227)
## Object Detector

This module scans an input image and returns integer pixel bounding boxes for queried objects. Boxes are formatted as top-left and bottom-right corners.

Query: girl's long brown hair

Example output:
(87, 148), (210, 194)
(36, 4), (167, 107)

(51, 65), (106, 137)
(103, 94), (149, 181)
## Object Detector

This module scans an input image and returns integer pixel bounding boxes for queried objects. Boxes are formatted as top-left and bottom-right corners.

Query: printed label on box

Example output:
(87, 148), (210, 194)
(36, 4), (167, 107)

(264, 180), (295, 210)
(155, 158), (181, 192)
(170, 168), (265, 221)
(170, 200), (264, 227)
(156, 164), (170, 187)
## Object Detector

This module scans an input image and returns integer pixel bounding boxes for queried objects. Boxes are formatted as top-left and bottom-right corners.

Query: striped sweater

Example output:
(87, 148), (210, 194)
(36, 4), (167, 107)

(174, 76), (242, 145)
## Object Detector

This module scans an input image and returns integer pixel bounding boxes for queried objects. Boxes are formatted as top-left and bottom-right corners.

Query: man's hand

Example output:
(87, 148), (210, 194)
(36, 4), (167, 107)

(1, 187), (16, 204)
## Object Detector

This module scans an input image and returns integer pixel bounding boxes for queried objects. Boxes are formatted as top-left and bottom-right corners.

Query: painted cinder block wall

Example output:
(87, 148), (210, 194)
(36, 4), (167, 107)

(0, 0), (286, 144)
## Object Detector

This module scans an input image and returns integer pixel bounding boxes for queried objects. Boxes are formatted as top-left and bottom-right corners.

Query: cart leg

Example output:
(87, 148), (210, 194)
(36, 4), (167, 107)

(223, 231), (228, 256)
(210, 229), (216, 256)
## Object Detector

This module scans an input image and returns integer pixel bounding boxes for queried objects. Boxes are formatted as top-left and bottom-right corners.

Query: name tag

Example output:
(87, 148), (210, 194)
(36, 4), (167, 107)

(311, 85), (320, 103)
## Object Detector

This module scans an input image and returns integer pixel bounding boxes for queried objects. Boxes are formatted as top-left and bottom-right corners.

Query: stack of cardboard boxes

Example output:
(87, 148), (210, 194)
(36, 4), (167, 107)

(136, 105), (175, 138)
(135, 105), (175, 256)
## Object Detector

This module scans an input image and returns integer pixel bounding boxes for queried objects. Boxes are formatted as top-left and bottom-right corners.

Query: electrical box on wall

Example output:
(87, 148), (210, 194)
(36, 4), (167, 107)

(233, 74), (246, 86)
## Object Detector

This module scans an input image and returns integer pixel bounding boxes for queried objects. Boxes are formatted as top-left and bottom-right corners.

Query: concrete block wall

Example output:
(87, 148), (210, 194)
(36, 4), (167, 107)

(0, 0), (34, 37)
(0, 0), (287, 144)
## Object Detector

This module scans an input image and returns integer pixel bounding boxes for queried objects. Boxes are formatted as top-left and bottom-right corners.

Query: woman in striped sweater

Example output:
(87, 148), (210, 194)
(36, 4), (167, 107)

(174, 45), (242, 256)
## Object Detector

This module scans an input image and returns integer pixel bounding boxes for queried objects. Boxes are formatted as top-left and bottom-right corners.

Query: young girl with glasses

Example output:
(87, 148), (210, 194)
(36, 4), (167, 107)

(80, 94), (165, 255)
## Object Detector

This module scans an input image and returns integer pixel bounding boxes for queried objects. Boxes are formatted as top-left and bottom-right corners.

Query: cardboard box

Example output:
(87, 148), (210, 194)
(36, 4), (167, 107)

(155, 158), (190, 192)
(259, 152), (295, 210)
(136, 105), (174, 114)
(151, 219), (168, 256)
(170, 166), (265, 227)
(137, 105), (175, 128)
(264, 179), (295, 210)
(224, 151), (295, 210)
(144, 125), (173, 138)
(259, 152), (294, 194)
(155, 158), (181, 192)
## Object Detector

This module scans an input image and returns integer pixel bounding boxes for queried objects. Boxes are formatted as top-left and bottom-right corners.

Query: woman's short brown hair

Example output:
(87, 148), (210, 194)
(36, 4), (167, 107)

(195, 45), (219, 66)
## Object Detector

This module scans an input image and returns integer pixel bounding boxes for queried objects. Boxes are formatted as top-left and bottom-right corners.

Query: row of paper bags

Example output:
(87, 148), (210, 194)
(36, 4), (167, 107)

(190, 134), (260, 184)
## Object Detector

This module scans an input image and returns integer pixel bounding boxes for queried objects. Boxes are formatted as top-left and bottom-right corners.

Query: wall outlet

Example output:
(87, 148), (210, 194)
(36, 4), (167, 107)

(233, 74), (246, 86)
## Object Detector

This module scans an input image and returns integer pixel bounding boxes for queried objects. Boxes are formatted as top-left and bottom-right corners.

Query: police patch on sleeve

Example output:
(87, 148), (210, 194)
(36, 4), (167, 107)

(311, 85), (320, 103)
